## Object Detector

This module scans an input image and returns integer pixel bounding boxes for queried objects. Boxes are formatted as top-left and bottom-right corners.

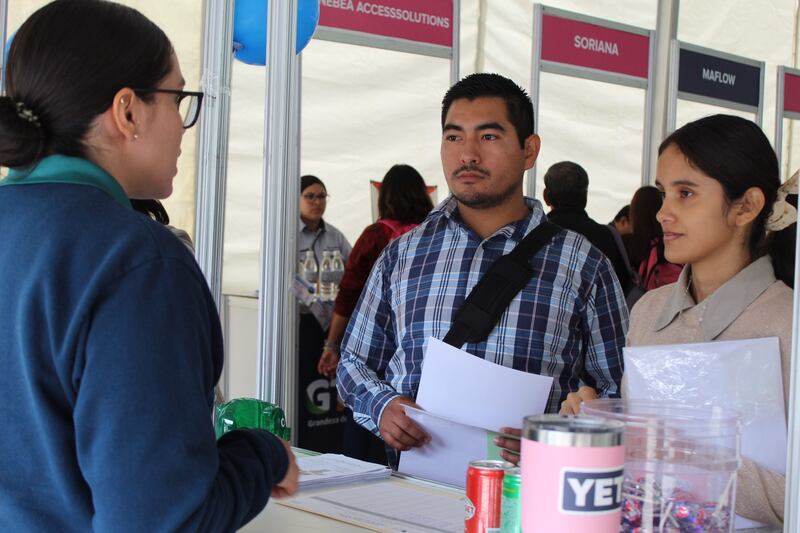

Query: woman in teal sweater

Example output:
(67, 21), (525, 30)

(0, 1), (297, 531)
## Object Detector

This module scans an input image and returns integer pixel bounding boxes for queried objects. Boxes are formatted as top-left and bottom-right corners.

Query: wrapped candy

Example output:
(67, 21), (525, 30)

(619, 477), (732, 533)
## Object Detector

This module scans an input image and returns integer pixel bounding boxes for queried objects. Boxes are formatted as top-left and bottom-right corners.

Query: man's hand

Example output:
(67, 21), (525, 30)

(559, 386), (599, 415)
(379, 396), (430, 451)
(317, 348), (339, 378)
(494, 427), (521, 465)
(271, 439), (299, 499)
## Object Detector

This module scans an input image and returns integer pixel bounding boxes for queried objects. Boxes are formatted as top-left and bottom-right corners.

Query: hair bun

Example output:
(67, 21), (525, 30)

(0, 96), (46, 168)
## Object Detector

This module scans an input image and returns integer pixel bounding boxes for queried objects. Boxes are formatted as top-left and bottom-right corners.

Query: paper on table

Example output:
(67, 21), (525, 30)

(278, 480), (465, 533)
(416, 337), (554, 430)
(399, 406), (501, 488)
(624, 337), (786, 530)
(297, 454), (391, 489)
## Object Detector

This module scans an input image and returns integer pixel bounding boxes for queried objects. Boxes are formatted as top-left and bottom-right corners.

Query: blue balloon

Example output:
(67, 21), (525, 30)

(4, 32), (14, 66)
(233, 0), (320, 66)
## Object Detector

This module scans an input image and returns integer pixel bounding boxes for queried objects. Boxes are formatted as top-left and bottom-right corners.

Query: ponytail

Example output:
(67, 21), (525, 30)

(0, 96), (46, 168)
(766, 194), (797, 288)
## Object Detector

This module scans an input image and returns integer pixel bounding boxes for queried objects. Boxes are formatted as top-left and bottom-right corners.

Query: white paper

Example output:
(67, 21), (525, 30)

(399, 406), (496, 488)
(416, 337), (554, 430)
(624, 337), (786, 530)
(278, 481), (465, 533)
(297, 454), (391, 489)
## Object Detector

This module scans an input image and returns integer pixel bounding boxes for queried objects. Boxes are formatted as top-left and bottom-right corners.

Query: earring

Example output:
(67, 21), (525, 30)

(133, 133), (139, 140)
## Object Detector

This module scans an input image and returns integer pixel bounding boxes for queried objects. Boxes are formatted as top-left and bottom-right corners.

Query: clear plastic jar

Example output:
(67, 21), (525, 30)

(581, 399), (741, 533)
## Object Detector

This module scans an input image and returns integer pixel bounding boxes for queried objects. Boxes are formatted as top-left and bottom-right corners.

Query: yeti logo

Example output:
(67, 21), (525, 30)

(305, 378), (335, 415)
(559, 467), (624, 514)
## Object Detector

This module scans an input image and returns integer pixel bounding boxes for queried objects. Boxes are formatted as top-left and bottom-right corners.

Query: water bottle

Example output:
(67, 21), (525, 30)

(215, 397), (291, 441)
(302, 249), (318, 289)
(331, 250), (345, 300)
(319, 250), (334, 302)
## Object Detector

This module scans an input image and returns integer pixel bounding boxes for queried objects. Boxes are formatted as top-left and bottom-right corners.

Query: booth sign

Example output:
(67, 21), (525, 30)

(540, 13), (649, 80)
(677, 48), (761, 109)
(317, 0), (454, 56)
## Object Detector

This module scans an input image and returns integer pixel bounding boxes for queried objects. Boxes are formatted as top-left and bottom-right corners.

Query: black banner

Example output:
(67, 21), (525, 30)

(678, 48), (760, 108)
(297, 313), (346, 453)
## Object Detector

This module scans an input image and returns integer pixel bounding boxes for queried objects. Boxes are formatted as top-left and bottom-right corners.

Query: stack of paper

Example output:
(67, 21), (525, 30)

(297, 454), (391, 489)
(277, 479), (465, 533)
(399, 337), (554, 487)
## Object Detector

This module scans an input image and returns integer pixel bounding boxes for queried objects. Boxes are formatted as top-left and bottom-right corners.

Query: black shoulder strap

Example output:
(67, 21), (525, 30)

(442, 221), (562, 349)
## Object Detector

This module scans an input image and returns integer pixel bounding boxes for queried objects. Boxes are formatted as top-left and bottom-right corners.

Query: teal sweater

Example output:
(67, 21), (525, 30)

(0, 156), (287, 531)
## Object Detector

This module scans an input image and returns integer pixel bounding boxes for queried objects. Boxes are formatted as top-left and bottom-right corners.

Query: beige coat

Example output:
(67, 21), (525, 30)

(626, 256), (793, 528)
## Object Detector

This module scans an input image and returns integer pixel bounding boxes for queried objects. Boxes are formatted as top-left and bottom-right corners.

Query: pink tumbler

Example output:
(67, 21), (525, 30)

(520, 415), (625, 533)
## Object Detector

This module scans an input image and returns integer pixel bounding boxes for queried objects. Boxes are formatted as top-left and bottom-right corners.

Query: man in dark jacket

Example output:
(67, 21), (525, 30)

(543, 161), (633, 293)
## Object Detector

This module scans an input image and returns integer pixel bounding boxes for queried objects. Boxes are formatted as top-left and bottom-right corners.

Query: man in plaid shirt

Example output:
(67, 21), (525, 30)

(337, 73), (628, 465)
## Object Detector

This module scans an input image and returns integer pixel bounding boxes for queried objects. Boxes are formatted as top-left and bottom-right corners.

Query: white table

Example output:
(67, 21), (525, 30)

(239, 452), (782, 533)
(241, 473), (464, 532)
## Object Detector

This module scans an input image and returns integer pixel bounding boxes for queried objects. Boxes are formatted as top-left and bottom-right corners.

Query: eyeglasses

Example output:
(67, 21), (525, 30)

(302, 192), (329, 202)
(132, 88), (204, 129)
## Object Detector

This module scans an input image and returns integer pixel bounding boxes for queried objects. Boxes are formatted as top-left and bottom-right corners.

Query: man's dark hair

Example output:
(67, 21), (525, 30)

(543, 161), (589, 209)
(441, 73), (534, 148)
(613, 204), (630, 222)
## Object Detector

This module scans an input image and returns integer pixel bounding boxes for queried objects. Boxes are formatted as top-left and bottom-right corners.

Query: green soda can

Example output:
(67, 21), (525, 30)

(215, 397), (291, 441)
(500, 467), (522, 533)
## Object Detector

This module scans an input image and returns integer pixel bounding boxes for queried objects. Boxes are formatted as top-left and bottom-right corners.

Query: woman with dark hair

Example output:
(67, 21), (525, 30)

(131, 198), (194, 252)
(561, 114), (796, 527)
(317, 163), (433, 463)
(0, 1), (296, 530)
(628, 185), (682, 292)
(296, 174), (351, 452)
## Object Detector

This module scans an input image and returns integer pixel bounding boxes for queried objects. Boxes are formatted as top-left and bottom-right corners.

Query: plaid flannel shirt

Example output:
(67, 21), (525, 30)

(337, 196), (628, 436)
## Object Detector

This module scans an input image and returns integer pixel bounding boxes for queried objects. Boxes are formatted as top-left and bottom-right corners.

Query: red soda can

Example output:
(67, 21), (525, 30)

(464, 459), (512, 533)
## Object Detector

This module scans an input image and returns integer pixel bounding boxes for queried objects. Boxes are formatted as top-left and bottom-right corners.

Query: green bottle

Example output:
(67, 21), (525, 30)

(215, 397), (291, 441)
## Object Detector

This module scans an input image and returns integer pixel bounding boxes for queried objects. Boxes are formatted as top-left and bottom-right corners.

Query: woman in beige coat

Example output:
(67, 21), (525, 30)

(557, 114), (797, 527)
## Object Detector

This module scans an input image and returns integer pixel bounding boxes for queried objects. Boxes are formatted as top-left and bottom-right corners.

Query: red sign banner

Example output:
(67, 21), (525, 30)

(540, 14), (649, 79)
(319, 0), (453, 48)
(784, 72), (800, 114)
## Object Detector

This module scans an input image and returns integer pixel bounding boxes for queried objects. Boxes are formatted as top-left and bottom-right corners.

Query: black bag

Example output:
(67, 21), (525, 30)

(443, 221), (562, 348)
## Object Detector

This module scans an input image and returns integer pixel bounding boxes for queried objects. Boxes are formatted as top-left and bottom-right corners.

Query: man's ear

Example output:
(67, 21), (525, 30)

(523, 134), (540, 171)
(543, 188), (551, 207)
(109, 88), (139, 141)
(735, 186), (766, 227)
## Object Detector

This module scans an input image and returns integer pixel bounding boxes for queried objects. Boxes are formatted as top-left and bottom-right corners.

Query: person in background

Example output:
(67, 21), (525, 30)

(610, 204), (634, 262)
(605, 203), (638, 307)
(543, 161), (632, 293)
(317, 163), (433, 464)
(611, 204), (632, 236)
(560, 114), (796, 527)
(131, 198), (226, 406)
(131, 199), (194, 251)
(628, 185), (682, 291)
(337, 73), (627, 469)
(0, 1), (296, 530)
(297, 174), (351, 452)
